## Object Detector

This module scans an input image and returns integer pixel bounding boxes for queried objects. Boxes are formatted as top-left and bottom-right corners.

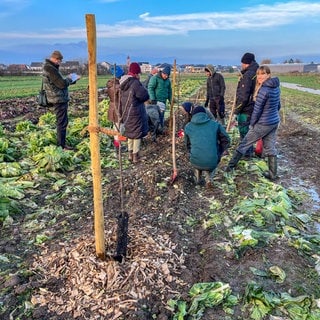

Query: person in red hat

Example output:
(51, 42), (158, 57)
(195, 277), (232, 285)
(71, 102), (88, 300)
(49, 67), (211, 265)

(119, 62), (149, 163)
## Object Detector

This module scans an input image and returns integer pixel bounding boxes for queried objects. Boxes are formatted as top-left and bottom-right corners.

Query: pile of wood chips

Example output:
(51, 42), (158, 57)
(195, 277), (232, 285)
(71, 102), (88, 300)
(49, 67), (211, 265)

(30, 223), (187, 319)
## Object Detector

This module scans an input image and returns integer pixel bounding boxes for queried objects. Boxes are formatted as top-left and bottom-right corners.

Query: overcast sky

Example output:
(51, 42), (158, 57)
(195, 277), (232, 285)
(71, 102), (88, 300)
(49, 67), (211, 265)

(0, 0), (319, 65)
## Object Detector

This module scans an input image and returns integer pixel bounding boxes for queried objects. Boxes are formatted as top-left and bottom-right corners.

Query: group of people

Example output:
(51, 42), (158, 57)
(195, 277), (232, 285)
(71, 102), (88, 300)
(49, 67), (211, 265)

(179, 52), (281, 187)
(43, 49), (281, 186)
(105, 62), (172, 163)
(226, 53), (281, 181)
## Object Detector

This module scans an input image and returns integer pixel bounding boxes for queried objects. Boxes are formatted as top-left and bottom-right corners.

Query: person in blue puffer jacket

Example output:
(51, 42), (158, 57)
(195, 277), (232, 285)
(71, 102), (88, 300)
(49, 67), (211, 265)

(226, 65), (281, 180)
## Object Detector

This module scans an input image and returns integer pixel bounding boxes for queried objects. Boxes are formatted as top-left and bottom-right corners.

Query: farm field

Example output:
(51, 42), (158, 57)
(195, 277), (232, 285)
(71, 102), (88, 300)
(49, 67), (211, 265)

(1, 73), (320, 319)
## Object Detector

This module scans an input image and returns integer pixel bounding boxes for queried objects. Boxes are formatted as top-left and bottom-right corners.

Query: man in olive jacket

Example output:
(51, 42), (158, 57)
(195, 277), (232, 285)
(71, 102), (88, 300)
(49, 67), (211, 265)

(42, 50), (79, 150)
(184, 106), (230, 188)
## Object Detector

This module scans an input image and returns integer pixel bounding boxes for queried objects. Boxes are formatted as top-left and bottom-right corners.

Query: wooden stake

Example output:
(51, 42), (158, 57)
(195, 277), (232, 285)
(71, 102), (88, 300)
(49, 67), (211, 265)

(170, 60), (178, 183)
(85, 14), (106, 260)
(169, 60), (176, 132)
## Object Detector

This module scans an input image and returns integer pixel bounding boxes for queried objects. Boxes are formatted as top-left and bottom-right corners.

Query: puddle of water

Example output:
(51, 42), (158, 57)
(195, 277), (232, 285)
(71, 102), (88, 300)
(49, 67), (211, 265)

(309, 188), (320, 210)
(281, 82), (320, 95)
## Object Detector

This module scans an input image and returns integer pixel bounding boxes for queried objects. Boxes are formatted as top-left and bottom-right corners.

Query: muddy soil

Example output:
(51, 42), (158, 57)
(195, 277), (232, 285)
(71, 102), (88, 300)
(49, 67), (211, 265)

(0, 82), (319, 319)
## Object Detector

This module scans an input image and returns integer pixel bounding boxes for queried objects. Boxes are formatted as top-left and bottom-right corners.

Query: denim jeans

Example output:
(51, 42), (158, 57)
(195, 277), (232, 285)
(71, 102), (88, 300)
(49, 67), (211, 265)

(236, 123), (279, 156)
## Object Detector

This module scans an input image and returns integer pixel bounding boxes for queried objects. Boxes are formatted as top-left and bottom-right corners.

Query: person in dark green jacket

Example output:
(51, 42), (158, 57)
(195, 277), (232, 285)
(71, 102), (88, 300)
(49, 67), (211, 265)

(147, 64), (172, 129)
(184, 106), (230, 188)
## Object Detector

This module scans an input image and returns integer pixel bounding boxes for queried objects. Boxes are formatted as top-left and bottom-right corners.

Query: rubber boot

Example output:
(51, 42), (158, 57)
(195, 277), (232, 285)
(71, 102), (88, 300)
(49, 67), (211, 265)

(132, 152), (146, 163)
(128, 150), (133, 162)
(203, 171), (213, 189)
(264, 156), (278, 180)
(194, 169), (202, 184)
(132, 153), (138, 163)
(225, 151), (242, 172)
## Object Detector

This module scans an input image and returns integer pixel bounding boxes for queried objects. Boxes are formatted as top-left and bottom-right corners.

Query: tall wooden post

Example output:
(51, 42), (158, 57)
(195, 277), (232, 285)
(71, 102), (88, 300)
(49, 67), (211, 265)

(85, 14), (106, 260)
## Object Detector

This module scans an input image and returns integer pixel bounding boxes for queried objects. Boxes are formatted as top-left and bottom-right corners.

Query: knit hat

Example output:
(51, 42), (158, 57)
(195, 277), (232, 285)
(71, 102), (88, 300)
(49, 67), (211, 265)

(162, 65), (171, 76)
(110, 65), (124, 78)
(51, 50), (63, 60)
(192, 106), (206, 116)
(129, 62), (141, 75)
(241, 52), (255, 64)
(181, 101), (194, 114)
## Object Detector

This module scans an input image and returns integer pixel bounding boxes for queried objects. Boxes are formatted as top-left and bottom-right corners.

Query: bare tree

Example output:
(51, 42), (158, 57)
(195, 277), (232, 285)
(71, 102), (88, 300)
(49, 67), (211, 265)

(261, 58), (272, 65)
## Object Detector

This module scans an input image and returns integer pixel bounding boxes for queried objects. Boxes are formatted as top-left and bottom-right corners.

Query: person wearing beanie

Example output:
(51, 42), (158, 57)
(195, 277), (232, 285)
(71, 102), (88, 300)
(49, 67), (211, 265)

(119, 62), (149, 163)
(42, 50), (80, 150)
(128, 62), (141, 75)
(110, 65), (124, 79)
(147, 63), (172, 129)
(204, 64), (226, 125)
(232, 52), (259, 158)
(106, 65), (125, 155)
(184, 105), (230, 189)
(241, 52), (255, 64)
(178, 101), (215, 131)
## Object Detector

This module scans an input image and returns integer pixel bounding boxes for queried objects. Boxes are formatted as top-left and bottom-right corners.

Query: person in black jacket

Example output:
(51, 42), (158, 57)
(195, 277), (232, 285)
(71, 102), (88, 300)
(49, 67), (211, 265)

(226, 66), (281, 180)
(204, 64), (226, 125)
(119, 62), (149, 163)
(42, 50), (80, 150)
(234, 53), (259, 157)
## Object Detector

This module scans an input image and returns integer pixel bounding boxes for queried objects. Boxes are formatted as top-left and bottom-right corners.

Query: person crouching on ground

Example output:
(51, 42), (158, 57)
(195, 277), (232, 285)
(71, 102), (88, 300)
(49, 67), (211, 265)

(184, 106), (230, 188)
(119, 62), (149, 163)
(226, 66), (281, 180)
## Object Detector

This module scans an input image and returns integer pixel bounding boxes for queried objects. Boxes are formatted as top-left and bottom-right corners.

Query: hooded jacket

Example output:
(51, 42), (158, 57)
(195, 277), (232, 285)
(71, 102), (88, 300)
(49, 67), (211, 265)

(119, 75), (149, 139)
(42, 59), (73, 104)
(250, 77), (281, 126)
(235, 61), (259, 115)
(205, 64), (226, 101)
(184, 112), (230, 170)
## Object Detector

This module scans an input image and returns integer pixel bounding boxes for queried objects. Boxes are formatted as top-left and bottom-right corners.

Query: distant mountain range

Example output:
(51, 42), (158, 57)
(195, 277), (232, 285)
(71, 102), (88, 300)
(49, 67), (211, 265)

(0, 41), (318, 66)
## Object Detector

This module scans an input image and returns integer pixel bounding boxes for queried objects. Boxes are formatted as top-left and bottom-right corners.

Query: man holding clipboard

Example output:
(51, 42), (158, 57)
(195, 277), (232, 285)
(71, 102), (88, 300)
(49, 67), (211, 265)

(42, 50), (80, 150)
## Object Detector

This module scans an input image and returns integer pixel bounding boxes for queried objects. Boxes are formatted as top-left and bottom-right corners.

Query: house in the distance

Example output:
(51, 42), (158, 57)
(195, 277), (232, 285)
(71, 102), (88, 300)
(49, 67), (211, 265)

(30, 62), (43, 72)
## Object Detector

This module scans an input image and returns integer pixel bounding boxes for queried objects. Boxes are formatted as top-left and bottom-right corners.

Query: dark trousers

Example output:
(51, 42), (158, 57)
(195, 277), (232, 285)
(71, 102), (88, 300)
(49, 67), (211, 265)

(209, 97), (225, 119)
(237, 113), (253, 156)
(54, 102), (69, 148)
